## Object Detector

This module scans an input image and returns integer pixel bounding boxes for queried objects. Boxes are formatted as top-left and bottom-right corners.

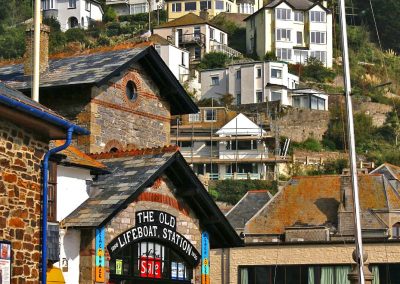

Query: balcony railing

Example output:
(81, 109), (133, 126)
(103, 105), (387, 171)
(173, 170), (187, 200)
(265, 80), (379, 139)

(167, 33), (206, 47)
(210, 41), (242, 58)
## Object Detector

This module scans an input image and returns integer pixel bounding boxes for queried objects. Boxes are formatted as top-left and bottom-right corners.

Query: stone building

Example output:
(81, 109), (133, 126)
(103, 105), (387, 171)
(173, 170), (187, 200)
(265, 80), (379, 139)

(0, 39), (197, 154)
(211, 173), (400, 284)
(0, 82), (87, 283)
(61, 146), (242, 283)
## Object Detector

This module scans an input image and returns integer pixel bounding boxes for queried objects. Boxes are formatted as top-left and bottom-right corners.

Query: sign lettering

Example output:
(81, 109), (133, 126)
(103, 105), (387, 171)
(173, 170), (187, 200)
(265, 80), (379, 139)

(95, 227), (105, 282)
(107, 210), (201, 267)
(201, 231), (210, 284)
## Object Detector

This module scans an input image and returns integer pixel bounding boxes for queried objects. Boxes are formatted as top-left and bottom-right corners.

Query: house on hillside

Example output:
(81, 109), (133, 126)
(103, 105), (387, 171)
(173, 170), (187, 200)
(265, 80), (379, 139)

(200, 61), (299, 105)
(0, 82), (88, 283)
(42, 0), (103, 31)
(244, 0), (333, 67)
(153, 13), (241, 66)
(0, 25), (198, 154)
(105, 0), (162, 16)
(172, 110), (286, 180)
(212, 173), (400, 283)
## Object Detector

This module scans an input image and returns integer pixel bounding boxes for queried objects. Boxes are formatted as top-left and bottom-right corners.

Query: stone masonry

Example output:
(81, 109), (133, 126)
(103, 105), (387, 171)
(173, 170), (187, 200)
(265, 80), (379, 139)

(0, 119), (48, 284)
(40, 63), (171, 154)
(79, 175), (202, 283)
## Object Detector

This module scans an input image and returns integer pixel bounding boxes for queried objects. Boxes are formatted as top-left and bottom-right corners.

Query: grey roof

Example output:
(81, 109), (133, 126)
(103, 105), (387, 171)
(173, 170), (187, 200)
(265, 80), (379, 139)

(0, 48), (146, 90)
(63, 150), (176, 228)
(226, 190), (272, 230)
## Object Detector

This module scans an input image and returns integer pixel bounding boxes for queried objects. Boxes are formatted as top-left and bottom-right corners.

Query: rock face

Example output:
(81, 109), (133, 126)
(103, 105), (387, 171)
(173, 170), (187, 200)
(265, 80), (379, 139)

(0, 119), (48, 283)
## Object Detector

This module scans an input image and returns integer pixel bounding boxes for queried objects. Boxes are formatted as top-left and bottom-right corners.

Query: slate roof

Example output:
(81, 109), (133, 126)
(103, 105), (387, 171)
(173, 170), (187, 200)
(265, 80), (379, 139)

(245, 175), (400, 235)
(54, 140), (108, 172)
(0, 48), (146, 90)
(226, 190), (272, 230)
(0, 82), (88, 136)
(371, 163), (400, 181)
(62, 146), (243, 248)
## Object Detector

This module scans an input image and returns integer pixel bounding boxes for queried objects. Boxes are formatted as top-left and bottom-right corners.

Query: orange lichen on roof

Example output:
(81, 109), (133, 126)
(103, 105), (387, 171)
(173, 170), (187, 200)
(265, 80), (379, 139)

(89, 145), (179, 160)
(358, 175), (387, 209)
(384, 162), (400, 180)
(55, 140), (107, 170)
(245, 175), (342, 235)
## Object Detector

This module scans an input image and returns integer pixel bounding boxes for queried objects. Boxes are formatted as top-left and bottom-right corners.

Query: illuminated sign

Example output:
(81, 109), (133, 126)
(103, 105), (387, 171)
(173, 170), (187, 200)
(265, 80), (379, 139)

(140, 256), (162, 278)
(95, 227), (105, 282)
(107, 210), (201, 267)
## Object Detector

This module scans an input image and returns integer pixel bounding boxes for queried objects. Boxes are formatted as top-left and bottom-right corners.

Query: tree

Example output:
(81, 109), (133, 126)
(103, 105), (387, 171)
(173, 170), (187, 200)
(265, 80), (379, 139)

(197, 52), (230, 70)
(301, 57), (336, 83)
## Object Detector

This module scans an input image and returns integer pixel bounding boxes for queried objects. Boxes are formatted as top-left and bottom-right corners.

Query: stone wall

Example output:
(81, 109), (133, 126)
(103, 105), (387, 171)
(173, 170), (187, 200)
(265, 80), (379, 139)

(0, 119), (48, 283)
(276, 108), (330, 142)
(79, 175), (202, 283)
(40, 62), (172, 154)
(210, 243), (400, 284)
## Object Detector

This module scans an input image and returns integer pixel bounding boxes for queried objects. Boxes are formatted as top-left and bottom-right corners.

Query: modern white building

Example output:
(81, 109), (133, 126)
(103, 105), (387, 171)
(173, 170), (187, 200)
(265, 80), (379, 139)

(153, 13), (241, 64)
(291, 88), (329, 110)
(42, 0), (103, 31)
(200, 61), (300, 105)
(150, 35), (191, 83)
(105, 0), (162, 15)
(244, 0), (333, 67)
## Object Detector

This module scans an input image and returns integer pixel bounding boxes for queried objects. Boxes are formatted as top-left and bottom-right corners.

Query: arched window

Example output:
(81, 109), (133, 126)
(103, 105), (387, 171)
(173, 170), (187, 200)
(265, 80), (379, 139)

(68, 17), (79, 29)
(109, 241), (192, 282)
(393, 222), (400, 239)
(126, 80), (138, 102)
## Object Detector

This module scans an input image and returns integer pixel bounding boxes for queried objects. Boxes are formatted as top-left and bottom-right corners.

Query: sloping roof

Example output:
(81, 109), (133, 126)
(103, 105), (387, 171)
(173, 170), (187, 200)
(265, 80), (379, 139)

(0, 82), (88, 138)
(216, 113), (266, 136)
(0, 46), (198, 115)
(371, 163), (400, 181)
(226, 190), (272, 230)
(63, 146), (242, 248)
(148, 34), (172, 45)
(54, 140), (108, 172)
(245, 175), (400, 235)
(155, 13), (224, 31)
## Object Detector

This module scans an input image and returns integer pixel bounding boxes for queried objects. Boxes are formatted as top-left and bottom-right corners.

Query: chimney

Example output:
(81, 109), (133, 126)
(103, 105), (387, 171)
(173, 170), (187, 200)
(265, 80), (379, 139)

(199, 10), (209, 21)
(322, 0), (328, 8)
(24, 24), (50, 76)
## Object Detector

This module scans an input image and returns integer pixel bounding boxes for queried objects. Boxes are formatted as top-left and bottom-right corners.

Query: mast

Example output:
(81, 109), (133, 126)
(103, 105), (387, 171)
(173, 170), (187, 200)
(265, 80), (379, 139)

(338, 0), (365, 283)
(32, 0), (41, 102)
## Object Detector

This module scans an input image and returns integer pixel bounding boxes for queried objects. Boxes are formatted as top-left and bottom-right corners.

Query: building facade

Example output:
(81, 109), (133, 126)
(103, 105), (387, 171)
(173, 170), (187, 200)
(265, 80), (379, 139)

(42, 0), (103, 31)
(210, 173), (400, 283)
(105, 0), (162, 16)
(245, 0), (333, 67)
(154, 13), (241, 66)
(200, 61), (299, 105)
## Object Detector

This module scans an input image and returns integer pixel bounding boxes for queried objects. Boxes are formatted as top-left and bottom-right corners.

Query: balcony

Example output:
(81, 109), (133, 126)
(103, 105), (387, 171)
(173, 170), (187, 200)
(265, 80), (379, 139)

(168, 33), (206, 47)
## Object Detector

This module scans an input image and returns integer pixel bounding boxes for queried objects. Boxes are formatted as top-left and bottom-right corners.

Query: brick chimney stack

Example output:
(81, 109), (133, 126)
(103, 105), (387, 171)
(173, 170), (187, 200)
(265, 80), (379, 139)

(24, 24), (50, 75)
(199, 10), (209, 21)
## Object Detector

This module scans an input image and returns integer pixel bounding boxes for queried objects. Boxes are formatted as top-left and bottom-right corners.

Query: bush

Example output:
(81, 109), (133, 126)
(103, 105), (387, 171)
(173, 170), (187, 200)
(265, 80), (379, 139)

(197, 52), (230, 70)
(208, 180), (278, 205)
(97, 35), (111, 46)
(290, 57), (336, 83)
(264, 51), (277, 61)
(104, 6), (117, 23)
(292, 137), (323, 152)
(0, 26), (25, 59)
(65, 28), (86, 43)
(43, 17), (61, 32)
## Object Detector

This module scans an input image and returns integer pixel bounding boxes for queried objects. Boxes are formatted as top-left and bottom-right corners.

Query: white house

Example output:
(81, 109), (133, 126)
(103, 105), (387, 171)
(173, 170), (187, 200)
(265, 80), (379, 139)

(42, 0), (103, 31)
(200, 61), (299, 105)
(153, 12), (241, 64)
(149, 35), (191, 83)
(291, 88), (329, 110)
(244, 0), (333, 67)
(105, 0), (162, 15)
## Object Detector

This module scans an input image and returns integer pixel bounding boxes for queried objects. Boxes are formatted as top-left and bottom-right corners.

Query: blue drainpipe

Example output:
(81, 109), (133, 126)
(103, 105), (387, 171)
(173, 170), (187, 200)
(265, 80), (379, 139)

(41, 126), (74, 283)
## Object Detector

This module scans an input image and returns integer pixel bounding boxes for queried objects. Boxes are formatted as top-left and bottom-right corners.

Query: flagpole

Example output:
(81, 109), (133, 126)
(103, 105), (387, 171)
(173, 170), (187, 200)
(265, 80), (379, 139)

(338, 0), (365, 283)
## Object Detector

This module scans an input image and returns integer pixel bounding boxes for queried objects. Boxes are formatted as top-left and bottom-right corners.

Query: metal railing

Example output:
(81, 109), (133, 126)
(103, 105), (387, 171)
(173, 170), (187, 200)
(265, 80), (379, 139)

(167, 33), (206, 46)
(210, 42), (242, 58)
(206, 172), (262, 180)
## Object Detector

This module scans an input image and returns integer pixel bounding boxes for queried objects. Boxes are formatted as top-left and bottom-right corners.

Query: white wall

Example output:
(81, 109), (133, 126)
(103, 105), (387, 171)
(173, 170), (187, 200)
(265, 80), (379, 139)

(55, 229), (81, 284)
(200, 69), (228, 99)
(156, 44), (190, 83)
(57, 165), (91, 221)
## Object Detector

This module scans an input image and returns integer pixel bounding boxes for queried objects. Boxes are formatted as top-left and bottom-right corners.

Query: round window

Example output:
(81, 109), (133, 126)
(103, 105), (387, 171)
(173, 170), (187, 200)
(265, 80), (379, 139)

(126, 81), (138, 101)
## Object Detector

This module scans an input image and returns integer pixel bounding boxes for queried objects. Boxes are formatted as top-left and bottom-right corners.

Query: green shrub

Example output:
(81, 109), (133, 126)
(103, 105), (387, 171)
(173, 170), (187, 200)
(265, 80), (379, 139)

(264, 51), (277, 61)
(65, 28), (86, 43)
(43, 17), (61, 32)
(0, 26), (25, 59)
(208, 180), (278, 205)
(97, 35), (111, 46)
(104, 6), (117, 23)
(197, 52), (230, 70)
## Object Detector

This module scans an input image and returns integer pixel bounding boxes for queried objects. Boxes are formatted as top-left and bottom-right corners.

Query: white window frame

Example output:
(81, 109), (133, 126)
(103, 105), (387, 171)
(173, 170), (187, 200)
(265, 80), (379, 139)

(276, 28), (291, 42)
(256, 91), (263, 103)
(200, 0), (211, 10)
(256, 67), (262, 78)
(271, 68), (282, 79)
(171, 2), (182, 12)
(297, 31), (303, 44)
(310, 11), (326, 22)
(189, 112), (201, 122)
(310, 31), (326, 44)
(294, 11), (304, 22)
(236, 69), (241, 79)
(85, 0), (90, 11)
(276, 48), (292, 60)
(310, 51), (327, 64)
(271, 91), (282, 101)
(68, 0), (77, 8)
(210, 28), (214, 39)
(211, 76), (219, 86)
(276, 8), (291, 20)
(185, 1), (197, 11)
(204, 109), (217, 122)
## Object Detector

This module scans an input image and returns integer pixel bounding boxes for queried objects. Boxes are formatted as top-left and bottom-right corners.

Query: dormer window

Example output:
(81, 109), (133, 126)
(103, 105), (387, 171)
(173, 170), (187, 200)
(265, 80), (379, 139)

(126, 81), (138, 101)
(393, 222), (400, 239)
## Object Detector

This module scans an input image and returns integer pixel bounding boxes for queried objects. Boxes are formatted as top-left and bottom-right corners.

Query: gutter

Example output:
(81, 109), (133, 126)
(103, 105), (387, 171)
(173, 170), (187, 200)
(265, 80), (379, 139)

(0, 94), (89, 135)
(42, 127), (75, 284)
